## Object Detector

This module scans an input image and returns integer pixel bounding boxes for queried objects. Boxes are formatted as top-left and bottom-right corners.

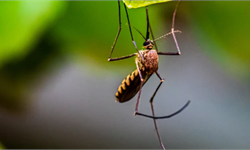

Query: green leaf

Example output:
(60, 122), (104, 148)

(123, 0), (171, 8)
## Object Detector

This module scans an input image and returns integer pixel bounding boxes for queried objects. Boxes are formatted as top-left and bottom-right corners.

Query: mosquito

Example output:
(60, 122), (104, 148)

(108, 1), (190, 149)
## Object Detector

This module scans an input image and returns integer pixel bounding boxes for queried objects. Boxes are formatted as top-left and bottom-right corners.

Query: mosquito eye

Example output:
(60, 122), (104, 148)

(143, 41), (149, 46)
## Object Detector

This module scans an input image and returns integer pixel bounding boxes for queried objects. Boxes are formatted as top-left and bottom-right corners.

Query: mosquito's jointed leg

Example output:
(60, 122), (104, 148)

(157, 52), (180, 56)
(109, 0), (144, 61)
(136, 100), (190, 119)
(145, 6), (150, 40)
(124, 3), (144, 61)
(150, 81), (165, 150)
(134, 71), (164, 118)
(108, 53), (136, 62)
(150, 72), (165, 149)
(135, 72), (191, 119)
(146, 6), (158, 52)
(132, 71), (166, 149)
(155, 71), (164, 82)
(157, 0), (181, 56)
(108, 0), (122, 61)
(171, 0), (181, 55)
(134, 60), (144, 115)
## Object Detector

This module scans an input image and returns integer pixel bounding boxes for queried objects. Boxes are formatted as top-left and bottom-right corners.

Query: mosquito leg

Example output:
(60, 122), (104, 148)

(146, 6), (158, 52)
(108, 1), (139, 62)
(171, 0), (181, 55)
(149, 72), (164, 105)
(133, 70), (166, 149)
(157, 0), (181, 55)
(157, 52), (180, 55)
(149, 72), (164, 146)
(136, 100), (190, 119)
(148, 72), (165, 149)
(108, 53), (136, 61)
(134, 60), (144, 115)
(136, 72), (191, 119)
(108, 0), (122, 61)
(150, 81), (165, 150)
(124, 3), (144, 61)
(145, 6), (150, 40)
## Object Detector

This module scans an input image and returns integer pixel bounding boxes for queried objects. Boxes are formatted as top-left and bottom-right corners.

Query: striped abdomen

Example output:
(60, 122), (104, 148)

(115, 69), (152, 103)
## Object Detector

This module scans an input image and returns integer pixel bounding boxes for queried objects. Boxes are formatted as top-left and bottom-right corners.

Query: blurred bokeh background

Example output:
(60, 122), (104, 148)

(0, 1), (250, 149)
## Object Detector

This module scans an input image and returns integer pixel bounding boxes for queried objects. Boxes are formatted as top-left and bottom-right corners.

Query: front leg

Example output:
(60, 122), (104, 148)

(108, 53), (136, 62)
(157, 1), (182, 56)
(108, 0), (122, 61)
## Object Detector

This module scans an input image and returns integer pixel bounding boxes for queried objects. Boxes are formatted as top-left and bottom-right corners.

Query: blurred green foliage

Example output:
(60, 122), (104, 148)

(185, 1), (250, 81)
(0, 1), (65, 110)
(0, 1), (249, 110)
(0, 1), (65, 68)
(0, 1), (164, 110)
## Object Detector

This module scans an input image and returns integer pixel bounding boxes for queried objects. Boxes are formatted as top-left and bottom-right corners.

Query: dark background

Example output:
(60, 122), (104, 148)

(0, 1), (250, 149)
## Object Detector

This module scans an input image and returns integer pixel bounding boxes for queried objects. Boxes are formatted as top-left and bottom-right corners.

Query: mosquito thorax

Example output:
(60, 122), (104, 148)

(136, 49), (158, 74)
(143, 39), (154, 50)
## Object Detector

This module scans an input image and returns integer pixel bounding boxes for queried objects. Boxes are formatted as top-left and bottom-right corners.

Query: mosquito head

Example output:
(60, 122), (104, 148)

(143, 39), (154, 50)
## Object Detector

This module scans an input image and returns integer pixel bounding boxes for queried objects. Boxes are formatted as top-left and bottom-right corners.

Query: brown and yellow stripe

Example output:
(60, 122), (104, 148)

(115, 69), (152, 103)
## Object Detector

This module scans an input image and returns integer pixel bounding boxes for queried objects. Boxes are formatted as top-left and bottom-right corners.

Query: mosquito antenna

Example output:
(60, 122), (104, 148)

(133, 26), (146, 40)
(126, 23), (146, 40)
(153, 30), (182, 42)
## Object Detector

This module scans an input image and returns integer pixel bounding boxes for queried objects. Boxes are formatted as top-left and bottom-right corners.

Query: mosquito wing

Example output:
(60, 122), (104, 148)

(115, 69), (152, 103)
